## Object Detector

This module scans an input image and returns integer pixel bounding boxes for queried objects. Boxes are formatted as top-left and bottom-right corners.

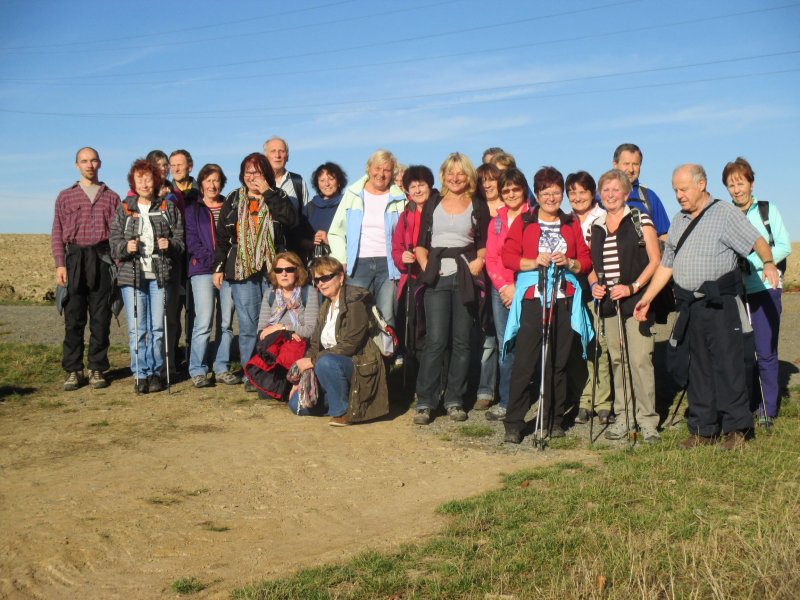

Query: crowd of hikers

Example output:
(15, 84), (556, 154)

(52, 140), (791, 449)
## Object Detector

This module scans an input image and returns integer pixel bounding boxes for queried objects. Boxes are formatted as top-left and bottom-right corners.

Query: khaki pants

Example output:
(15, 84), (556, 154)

(567, 301), (612, 413)
(604, 313), (658, 430)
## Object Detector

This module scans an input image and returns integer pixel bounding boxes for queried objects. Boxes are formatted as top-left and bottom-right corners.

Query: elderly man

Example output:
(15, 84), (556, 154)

(612, 143), (671, 240)
(263, 136), (309, 211)
(169, 149), (199, 206)
(52, 147), (121, 390)
(634, 164), (778, 450)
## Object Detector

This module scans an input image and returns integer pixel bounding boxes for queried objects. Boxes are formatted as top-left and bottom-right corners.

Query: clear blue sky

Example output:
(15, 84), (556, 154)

(1, 0), (798, 240)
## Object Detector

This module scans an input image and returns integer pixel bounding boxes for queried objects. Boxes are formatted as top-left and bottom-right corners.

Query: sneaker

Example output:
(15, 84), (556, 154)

(485, 404), (507, 421)
(133, 378), (149, 394)
(604, 421), (630, 440)
(598, 410), (615, 425)
(473, 397), (493, 411)
(447, 406), (468, 422)
(88, 370), (109, 389)
(148, 375), (164, 393)
(413, 408), (432, 425)
(574, 408), (592, 424)
(329, 414), (350, 427)
(680, 434), (716, 449)
(640, 426), (661, 444)
(243, 379), (257, 393)
(719, 430), (746, 451)
(63, 370), (86, 391)
(504, 430), (523, 444)
(192, 374), (210, 388)
(757, 415), (774, 428)
(215, 371), (241, 385)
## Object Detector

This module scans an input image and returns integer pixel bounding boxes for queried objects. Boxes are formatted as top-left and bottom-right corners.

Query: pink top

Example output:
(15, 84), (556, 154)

(485, 204), (521, 291)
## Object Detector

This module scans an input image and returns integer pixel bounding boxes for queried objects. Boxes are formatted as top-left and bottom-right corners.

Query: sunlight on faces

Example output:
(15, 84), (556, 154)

(567, 183), (594, 216)
(243, 164), (267, 195)
(407, 180), (431, 206)
(75, 148), (100, 181)
(154, 157), (168, 178)
(599, 179), (626, 213)
(368, 161), (393, 193)
(536, 184), (563, 217)
(133, 171), (155, 199)
(613, 150), (641, 184)
(169, 154), (190, 182)
(274, 258), (298, 291)
(501, 182), (526, 211)
(313, 269), (344, 299)
(445, 166), (468, 196)
(317, 169), (339, 198)
(481, 175), (499, 202)
(672, 168), (706, 214)
(265, 139), (288, 173)
(201, 173), (222, 199)
(726, 173), (754, 209)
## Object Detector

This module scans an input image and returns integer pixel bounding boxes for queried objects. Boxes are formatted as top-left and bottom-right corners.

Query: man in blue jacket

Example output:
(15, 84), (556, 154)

(612, 143), (671, 241)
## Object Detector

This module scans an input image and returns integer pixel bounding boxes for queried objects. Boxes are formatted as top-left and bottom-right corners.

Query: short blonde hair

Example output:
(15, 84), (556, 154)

(439, 152), (477, 199)
(309, 256), (345, 279)
(365, 149), (397, 176)
(597, 169), (632, 197)
(267, 251), (308, 288)
(490, 152), (516, 170)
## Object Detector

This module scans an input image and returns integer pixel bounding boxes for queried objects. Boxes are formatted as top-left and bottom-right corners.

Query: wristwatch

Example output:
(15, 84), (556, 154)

(632, 281), (641, 291)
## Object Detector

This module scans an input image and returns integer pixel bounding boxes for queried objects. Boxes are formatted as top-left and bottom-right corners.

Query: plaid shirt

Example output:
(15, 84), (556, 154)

(51, 182), (121, 267)
(662, 196), (759, 292)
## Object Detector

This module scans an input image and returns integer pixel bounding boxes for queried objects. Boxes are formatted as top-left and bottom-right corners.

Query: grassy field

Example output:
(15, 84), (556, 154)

(230, 388), (799, 599)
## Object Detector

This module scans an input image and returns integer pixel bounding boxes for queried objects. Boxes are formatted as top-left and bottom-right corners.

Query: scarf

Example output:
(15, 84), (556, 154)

(267, 286), (302, 329)
(235, 186), (275, 280)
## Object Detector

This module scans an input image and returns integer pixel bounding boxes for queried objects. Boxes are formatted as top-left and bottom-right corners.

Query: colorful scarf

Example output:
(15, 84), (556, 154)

(235, 186), (275, 280)
(267, 286), (302, 330)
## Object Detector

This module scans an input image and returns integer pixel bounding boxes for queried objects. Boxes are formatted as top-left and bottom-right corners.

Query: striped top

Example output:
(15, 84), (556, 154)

(602, 212), (653, 285)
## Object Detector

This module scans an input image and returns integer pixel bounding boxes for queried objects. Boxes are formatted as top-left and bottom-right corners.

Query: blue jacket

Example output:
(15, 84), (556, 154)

(185, 200), (218, 277)
(327, 175), (407, 278)
(628, 180), (670, 236)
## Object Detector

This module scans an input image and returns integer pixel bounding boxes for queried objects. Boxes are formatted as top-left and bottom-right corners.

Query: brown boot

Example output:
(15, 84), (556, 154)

(719, 431), (746, 451)
(680, 434), (716, 449)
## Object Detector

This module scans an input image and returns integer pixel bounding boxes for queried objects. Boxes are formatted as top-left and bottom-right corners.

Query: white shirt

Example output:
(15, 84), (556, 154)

(360, 190), (389, 258)
(320, 298), (340, 349)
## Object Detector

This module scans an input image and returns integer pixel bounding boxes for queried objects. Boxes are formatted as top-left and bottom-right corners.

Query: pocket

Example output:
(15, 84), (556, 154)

(354, 356), (379, 378)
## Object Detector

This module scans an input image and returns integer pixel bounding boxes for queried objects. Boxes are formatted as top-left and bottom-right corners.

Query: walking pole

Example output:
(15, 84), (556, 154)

(403, 245), (414, 389)
(160, 244), (171, 395)
(132, 237), (140, 395)
(589, 271), (605, 443)
(532, 265), (549, 450)
(614, 286), (634, 448)
(618, 301), (639, 442)
(743, 292), (770, 433)
(544, 264), (560, 439)
(668, 387), (687, 427)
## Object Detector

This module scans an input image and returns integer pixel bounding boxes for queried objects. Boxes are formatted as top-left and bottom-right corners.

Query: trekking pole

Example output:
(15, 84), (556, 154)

(618, 300), (639, 442)
(160, 240), (171, 394)
(668, 387), (687, 427)
(532, 265), (548, 450)
(743, 293), (770, 433)
(544, 264), (560, 439)
(132, 237), (140, 395)
(613, 286), (634, 448)
(589, 271), (605, 443)
(403, 245), (414, 389)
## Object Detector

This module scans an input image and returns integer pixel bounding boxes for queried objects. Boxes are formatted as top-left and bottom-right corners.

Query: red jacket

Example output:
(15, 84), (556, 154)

(391, 203), (423, 299)
(502, 208), (591, 300)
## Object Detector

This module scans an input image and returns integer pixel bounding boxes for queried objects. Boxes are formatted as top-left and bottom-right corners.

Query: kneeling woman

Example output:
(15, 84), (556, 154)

(289, 257), (388, 425)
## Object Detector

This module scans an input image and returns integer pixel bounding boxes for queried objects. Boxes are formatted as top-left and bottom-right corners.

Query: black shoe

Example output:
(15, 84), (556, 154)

(148, 375), (164, 393)
(598, 410), (614, 425)
(503, 430), (523, 444)
(574, 408), (591, 424)
(134, 378), (149, 394)
(548, 426), (566, 439)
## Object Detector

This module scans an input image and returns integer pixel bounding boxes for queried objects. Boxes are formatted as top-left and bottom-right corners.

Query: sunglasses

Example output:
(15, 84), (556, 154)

(274, 266), (297, 274)
(313, 272), (338, 286)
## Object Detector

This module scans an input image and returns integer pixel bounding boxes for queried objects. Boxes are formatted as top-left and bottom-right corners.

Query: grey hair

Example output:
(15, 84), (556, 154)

(674, 163), (707, 185)
(263, 136), (289, 155)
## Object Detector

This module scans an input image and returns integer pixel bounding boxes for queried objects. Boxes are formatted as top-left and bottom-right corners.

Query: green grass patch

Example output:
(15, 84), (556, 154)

(171, 577), (207, 594)
(456, 424), (493, 438)
(234, 398), (800, 599)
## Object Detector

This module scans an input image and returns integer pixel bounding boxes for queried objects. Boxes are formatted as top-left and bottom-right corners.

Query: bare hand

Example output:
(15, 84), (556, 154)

(633, 299), (650, 322)
(551, 252), (569, 267)
(401, 250), (416, 264)
(212, 272), (224, 290)
(609, 284), (631, 301)
(762, 263), (779, 288)
(499, 284), (515, 307)
(591, 283), (606, 300)
(536, 253), (552, 267)
(157, 237), (169, 251)
(294, 357), (313, 372)
(249, 176), (269, 196)
(55, 267), (67, 286)
(314, 231), (329, 245)
(468, 257), (484, 277)
(259, 324), (286, 340)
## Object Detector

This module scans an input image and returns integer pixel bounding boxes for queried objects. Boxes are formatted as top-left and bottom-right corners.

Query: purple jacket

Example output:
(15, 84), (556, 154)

(185, 200), (218, 277)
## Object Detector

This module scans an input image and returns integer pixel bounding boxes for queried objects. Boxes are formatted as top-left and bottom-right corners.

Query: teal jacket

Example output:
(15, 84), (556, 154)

(327, 175), (407, 278)
(741, 198), (791, 294)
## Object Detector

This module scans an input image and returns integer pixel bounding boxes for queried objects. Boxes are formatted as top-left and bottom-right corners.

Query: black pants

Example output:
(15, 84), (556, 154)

(685, 299), (753, 436)
(504, 298), (573, 433)
(62, 257), (113, 373)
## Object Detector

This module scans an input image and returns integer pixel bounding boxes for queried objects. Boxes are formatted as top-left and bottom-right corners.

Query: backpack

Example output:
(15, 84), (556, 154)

(366, 297), (398, 358)
(757, 200), (787, 273)
(637, 184), (653, 216)
(123, 199), (173, 236)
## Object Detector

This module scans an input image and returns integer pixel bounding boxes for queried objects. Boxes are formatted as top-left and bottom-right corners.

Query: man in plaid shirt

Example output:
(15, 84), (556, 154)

(52, 147), (121, 391)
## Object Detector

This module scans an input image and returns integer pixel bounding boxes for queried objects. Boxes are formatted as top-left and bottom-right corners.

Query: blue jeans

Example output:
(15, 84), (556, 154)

(476, 330), (497, 401)
(230, 275), (266, 376)
(121, 280), (167, 379)
(491, 287), (513, 409)
(189, 275), (234, 377)
(416, 274), (473, 410)
(288, 353), (353, 417)
(349, 256), (397, 328)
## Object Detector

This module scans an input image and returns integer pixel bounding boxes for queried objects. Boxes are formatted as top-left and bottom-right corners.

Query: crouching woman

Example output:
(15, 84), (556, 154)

(289, 257), (388, 426)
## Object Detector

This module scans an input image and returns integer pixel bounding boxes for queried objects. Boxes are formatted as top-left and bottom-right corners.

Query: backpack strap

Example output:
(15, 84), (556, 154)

(757, 200), (775, 246)
(289, 172), (304, 205)
(637, 184), (652, 216)
(629, 208), (645, 247)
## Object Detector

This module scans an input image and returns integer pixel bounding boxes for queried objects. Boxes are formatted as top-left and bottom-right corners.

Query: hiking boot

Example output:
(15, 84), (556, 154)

(640, 425), (661, 444)
(88, 370), (109, 389)
(63, 370), (86, 391)
(215, 371), (241, 385)
(548, 425), (566, 439)
(504, 429), (523, 444)
(485, 404), (507, 421)
(604, 421), (630, 440)
(243, 379), (257, 393)
(574, 408), (592, 424)
(719, 431), (746, 451)
(133, 378), (149, 394)
(192, 374), (210, 388)
(329, 414), (350, 427)
(148, 375), (164, 393)
(680, 434), (716, 449)
(448, 406), (468, 422)
(413, 408), (432, 425)
(598, 410), (615, 425)
(473, 397), (493, 411)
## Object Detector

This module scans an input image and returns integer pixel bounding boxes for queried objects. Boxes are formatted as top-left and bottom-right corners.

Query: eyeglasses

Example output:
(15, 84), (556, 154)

(313, 272), (338, 286)
(274, 266), (298, 274)
(244, 170), (262, 178)
(538, 191), (562, 200)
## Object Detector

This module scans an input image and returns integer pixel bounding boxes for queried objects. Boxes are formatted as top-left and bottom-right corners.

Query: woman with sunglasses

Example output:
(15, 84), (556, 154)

(290, 257), (388, 426)
(213, 153), (297, 392)
(257, 251), (319, 341)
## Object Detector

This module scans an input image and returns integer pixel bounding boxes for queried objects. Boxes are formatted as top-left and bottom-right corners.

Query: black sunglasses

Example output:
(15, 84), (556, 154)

(274, 266), (298, 274)
(313, 272), (338, 286)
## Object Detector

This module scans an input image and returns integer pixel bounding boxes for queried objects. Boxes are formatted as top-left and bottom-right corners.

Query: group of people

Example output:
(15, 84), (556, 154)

(52, 140), (791, 445)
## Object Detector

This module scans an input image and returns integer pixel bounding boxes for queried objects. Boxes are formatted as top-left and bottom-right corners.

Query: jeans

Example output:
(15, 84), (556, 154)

(748, 288), (782, 417)
(189, 275), (234, 377)
(491, 287), (513, 409)
(416, 274), (473, 410)
(349, 256), (397, 328)
(230, 275), (266, 377)
(121, 280), (167, 379)
(288, 353), (353, 417)
(476, 330), (497, 401)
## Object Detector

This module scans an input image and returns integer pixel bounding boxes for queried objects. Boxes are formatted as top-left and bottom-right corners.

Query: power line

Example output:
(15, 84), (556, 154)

(3, 3), (797, 87)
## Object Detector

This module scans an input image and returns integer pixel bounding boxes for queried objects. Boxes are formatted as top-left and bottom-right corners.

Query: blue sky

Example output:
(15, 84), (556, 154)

(1, 0), (799, 240)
